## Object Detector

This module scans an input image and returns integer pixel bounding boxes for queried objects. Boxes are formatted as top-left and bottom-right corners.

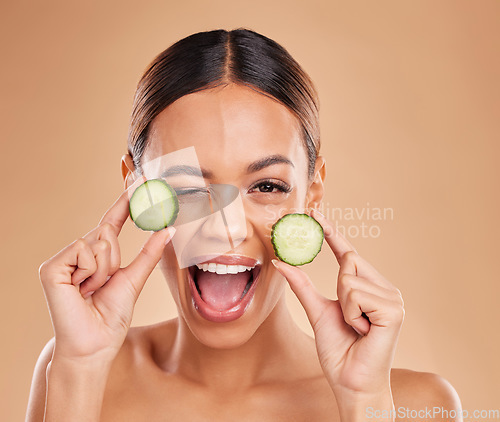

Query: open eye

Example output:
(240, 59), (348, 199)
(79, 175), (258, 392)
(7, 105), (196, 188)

(248, 180), (292, 194)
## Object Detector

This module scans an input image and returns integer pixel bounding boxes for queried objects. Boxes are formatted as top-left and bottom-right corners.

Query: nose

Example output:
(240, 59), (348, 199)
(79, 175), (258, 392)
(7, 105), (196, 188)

(199, 184), (248, 249)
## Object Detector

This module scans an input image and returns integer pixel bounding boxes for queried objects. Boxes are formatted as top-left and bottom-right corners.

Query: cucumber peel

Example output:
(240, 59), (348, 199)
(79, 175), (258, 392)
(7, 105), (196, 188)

(129, 179), (179, 231)
(271, 213), (324, 266)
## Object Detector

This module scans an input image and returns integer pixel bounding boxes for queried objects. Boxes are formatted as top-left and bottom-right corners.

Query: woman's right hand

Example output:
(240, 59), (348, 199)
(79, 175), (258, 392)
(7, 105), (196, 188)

(38, 177), (176, 364)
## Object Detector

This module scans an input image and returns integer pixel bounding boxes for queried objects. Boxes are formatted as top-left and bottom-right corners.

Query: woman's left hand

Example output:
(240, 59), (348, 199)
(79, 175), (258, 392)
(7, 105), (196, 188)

(272, 208), (404, 416)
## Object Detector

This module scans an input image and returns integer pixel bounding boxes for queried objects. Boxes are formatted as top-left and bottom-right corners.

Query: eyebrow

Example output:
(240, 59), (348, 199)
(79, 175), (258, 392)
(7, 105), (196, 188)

(160, 165), (214, 179)
(246, 154), (294, 173)
(159, 154), (294, 179)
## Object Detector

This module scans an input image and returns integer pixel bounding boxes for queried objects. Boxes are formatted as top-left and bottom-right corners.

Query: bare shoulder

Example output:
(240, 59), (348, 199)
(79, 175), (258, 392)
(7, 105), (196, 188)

(26, 337), (56, 421)
(123, 318), (178, 356)
(390, 368), (463, 421)
(27, 321), (178, 421)
(106, 318), (178, 380)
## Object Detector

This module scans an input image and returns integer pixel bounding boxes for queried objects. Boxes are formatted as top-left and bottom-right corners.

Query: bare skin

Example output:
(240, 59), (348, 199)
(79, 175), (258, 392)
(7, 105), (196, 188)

(27, 84), (462, 421)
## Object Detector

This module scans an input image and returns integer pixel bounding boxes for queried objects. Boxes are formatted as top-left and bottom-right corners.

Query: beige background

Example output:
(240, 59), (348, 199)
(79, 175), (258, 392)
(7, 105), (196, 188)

(1, 0), (499, 420)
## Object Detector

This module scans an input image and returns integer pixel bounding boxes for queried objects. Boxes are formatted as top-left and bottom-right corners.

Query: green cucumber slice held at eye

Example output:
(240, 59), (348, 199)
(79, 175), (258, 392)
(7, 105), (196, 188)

(129, 179), (179, 232)
(271, 213), (324, 266)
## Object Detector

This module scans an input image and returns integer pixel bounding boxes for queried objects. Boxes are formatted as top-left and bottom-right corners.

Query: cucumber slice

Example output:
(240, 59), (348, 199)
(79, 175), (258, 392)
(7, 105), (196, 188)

(271, 213), (324, 266)
(129, 179), (179, 231)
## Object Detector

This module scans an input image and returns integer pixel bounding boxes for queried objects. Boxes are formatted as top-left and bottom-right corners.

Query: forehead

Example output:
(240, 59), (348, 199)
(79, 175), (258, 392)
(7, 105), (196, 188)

(144, 84), (306, 172)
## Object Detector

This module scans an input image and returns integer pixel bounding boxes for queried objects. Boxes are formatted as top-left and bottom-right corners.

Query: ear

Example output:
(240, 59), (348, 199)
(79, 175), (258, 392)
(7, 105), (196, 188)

(305, 155), (326, 213)
(121, 154), (136, 189)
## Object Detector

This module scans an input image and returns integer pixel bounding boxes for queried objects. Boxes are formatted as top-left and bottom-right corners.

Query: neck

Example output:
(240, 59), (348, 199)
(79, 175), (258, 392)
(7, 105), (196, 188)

(164, 295), (315, 392)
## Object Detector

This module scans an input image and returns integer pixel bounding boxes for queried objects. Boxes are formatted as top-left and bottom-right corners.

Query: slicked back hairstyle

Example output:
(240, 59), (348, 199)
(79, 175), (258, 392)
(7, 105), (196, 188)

(128, 28), (320, 180)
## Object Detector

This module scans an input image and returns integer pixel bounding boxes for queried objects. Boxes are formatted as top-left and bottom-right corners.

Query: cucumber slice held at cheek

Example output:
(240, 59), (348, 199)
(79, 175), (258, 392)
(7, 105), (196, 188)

(271, 213), (324, 266)
(129, 179), (179, 232)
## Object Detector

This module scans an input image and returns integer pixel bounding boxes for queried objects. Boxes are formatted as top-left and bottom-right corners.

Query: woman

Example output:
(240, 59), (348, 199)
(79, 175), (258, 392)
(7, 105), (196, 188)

(27, 28), (462, 421)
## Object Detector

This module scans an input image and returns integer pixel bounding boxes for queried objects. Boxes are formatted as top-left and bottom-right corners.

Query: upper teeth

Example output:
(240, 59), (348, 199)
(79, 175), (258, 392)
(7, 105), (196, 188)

(195, 263), (255, 274)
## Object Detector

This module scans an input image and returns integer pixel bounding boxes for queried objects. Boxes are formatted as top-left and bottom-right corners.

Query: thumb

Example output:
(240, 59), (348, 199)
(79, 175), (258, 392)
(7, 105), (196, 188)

(272, 259), (327, 328)
(121, 226), (176, 300)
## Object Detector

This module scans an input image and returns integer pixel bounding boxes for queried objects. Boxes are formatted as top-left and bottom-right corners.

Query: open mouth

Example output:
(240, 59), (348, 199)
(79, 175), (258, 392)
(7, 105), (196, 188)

(187, 262), (262, 323)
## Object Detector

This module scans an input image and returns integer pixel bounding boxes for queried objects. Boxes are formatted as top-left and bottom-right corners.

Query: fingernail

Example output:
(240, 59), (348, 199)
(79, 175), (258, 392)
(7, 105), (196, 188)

(312, 208), (325, 219)
(352, 326), (363, 336)
(83, 290), (95, 299)
(271, 259), (284, 274)
(166, 226), (176, 243)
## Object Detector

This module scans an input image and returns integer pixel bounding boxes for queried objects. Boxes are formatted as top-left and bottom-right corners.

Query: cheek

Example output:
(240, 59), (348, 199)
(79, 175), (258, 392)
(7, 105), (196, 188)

(263, 271), (287, 303)
(248, 191), (309, 243)
(247, 266), (287, 326)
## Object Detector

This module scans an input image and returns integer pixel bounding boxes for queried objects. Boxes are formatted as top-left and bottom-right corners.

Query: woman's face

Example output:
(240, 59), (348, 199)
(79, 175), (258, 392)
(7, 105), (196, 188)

(135, 83), (323, 349)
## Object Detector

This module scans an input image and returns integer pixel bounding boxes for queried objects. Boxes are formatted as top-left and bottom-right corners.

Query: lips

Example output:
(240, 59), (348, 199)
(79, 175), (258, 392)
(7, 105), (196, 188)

(187, 256), (262, 323)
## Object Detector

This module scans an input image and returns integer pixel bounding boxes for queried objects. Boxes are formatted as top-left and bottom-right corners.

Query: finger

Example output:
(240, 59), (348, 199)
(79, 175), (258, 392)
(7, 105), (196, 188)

(39, 238), (95, 291)
(337, 250), (398, 291)
(78, 239), (112, 298)
(337, 273), (401, 316)
(83, 222), (121, 274)
(97, 223), (121, 274)
(310, 208), (357, 263)
(309, 210), (395, 289)
(341, 288), (404, 336)
(309, 209), (377, 279)
(271, 259), (328, 327)
(117, 226), (176, 301)
(66, 239), (98, 286)
(97, 175), (146, 236)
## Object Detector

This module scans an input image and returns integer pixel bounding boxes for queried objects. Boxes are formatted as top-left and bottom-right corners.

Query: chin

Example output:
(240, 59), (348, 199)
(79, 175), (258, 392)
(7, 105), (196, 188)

(185, 319), (262, 350)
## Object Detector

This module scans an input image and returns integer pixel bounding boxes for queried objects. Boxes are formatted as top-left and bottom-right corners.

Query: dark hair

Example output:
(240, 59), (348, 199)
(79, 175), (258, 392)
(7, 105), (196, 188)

(127, 28), (320, 180)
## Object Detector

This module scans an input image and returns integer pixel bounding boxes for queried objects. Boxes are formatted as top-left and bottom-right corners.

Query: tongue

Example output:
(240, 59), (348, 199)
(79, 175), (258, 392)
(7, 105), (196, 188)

(196, 270), (251, 311)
